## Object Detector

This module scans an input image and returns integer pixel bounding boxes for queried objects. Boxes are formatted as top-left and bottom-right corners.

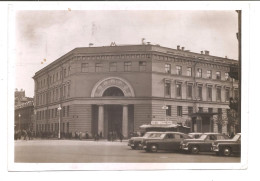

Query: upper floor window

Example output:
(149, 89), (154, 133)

(139, 61), (146, 71)
(187, 84), (192, 98)
(81, 63), (88, 72)
(198, 107), (203, 113)
(109, 62), (117, 72)
(225, 89), (230, 101)
(165, 81), (171, 97)
(63, 68), (66, 77)
(187, 67), (192, 77)
(177, 106), (182, 116)
(207, 70), (212, 79)
(166, 105), (171, 116)
(176, 66), (182, 75)
(216, 71), (221, 80)
(216, 87), (221, 101)
(188, 107), (193, 114)
(197, 86), (202, 100)
(225, 72), (229, 81)
(165, 64), (171, 74)
(208, 108), (213, 113)
(176, 84), (182, 97)
(124, 61), (132, 72)
(207, 86), (212, 101)
(197, 68), (202, 78)
(95, 63), (103, 72)
(234, 89), (239, 99)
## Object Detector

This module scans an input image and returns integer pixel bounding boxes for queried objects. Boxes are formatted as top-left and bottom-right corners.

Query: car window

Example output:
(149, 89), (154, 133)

(206, 135), (217, 141)
(175, 134), (181, 139)
(165, 134), (175, 139)
(216, 135), (224, 140)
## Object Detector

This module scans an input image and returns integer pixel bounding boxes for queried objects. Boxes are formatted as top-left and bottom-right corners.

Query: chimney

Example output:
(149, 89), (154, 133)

(205, 50), (210, 55)
(177, 45), (180, 50)
(201, 51), (204, 54)
(181, 47), (185, 51)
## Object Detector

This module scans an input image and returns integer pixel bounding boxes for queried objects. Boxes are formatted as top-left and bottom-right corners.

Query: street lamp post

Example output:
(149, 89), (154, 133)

(18, 113), (21, 131)
(58, 105), (62, 139)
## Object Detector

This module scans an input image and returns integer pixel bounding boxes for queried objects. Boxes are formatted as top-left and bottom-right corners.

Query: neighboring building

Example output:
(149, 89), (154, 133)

(33, 44), (239, 138)
(14, 101), (34, 132)
(15, 89), (33, 106)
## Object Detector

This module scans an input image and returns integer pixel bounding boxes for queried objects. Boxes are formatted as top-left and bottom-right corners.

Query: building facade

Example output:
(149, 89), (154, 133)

(33, 44), (239, 138)
(14, 101), (34, 132)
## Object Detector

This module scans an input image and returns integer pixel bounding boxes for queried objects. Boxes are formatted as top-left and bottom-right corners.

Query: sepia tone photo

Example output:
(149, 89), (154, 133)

(11, 7), (242, 170)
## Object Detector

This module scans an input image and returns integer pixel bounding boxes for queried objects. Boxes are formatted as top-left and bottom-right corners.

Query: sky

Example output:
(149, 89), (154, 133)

(15, 10), (238, 97)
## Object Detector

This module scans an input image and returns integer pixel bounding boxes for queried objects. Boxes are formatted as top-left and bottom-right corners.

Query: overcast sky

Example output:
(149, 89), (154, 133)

(15, 10), (238, 97)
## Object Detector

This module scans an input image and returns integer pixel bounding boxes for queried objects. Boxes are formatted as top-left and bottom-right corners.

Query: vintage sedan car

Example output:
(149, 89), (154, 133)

(180, 133), (230, 154)
(128, 132), (162, 149)
(188, 132), (203, 139)
(212, 133), (241, 156)
(142, 132), (191, 153)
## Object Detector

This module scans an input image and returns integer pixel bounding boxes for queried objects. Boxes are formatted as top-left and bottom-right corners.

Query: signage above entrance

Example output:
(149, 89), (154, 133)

(151, 121), (173, 125)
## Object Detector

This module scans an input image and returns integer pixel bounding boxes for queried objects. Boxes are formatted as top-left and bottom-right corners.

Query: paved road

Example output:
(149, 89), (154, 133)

(14, 139), (240, 163)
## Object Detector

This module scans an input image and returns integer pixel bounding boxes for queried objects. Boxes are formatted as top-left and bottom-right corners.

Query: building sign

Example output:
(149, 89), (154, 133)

(151, 121), (173, 125)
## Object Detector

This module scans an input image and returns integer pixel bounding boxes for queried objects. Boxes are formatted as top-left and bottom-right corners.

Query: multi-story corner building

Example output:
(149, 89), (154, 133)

(14, 101), (34, 132)
(33, 44), (239, 138)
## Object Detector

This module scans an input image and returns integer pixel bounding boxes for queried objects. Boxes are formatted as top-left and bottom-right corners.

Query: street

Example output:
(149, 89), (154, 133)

(14, 139), (240, 163)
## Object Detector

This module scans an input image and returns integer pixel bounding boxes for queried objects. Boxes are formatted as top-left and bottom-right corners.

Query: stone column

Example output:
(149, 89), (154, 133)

(122, 105), (128, 138)
(98, 105), (104, 137)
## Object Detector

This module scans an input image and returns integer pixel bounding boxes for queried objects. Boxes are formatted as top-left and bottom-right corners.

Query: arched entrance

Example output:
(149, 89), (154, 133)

(91, 77), (135, 139)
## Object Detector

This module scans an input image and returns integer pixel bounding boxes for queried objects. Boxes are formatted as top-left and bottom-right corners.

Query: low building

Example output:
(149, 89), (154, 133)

(33, 44), (239, 138)
(14, 101), (34, 132)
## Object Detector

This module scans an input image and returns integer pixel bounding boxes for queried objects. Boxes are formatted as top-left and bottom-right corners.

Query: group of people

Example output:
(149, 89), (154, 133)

(14, 129), (33, 140)
(107, 131), (123, 142)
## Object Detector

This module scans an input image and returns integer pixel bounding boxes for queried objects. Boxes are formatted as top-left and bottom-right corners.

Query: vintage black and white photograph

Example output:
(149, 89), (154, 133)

(7, 2), (246, 171)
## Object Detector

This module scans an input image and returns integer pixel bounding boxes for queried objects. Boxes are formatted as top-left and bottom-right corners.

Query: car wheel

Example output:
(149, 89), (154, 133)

(150, 144), (158, 153)
(191, 145), (199, 154)
(223, 147), (232, 156)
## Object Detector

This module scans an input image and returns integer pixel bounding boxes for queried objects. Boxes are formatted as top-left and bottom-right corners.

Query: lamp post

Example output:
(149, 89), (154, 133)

(18, 113), (21, 131)
(58, 105), (62, 139)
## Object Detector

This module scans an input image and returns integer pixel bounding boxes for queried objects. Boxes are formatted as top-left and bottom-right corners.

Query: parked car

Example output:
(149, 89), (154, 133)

(188, 132), (203, 139)
(128, 132), (162, 149)
(142, 132), (191, 153)
(212, 133), (241, 156)
(180, 133), (230, 154)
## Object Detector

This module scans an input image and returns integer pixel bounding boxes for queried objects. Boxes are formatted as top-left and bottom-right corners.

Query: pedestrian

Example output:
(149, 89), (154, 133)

(79, 132), (82, 140)
(119, 132), (123, 142)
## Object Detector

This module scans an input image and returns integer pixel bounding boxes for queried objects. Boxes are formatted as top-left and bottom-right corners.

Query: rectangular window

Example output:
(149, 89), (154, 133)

(63, 107), (66, 117)
(187, 67), (192, 77)
(207, 70), (212, 79)
(166, 105), (171, 116)
(124, 62), (132, 71)
(207, 87), (212, 100)
(139, 61), (146, 71)
(225, 89), (230, 101)
(55, 108), (57, 117)
(64, 85), (66, 98)
(176, 66), (182, 75)
(197, 68), (202, 78)
(67, 84), (70, 97)
(187, 84), (192, 98)
(176, 84), (182, 97)
(198, 86), (202, 100)
(217, 87), (221, 101)
(216, 71), (221, 80)
(63, 68), (66, 77)
(56, 88), (58, 100)
(177, 106), (182, 116)
(198, 107), (203, 113)
(109, 62), (117, 72)
(67, 106), (70, 117)
(95, 63), (103, 72)
(225, 72), (229, 81)
(188, 107), (193, 114)
(234, 89), (239, 99)
(165, 64), (171, 74)
(165, 82), (171, 97)
(208, 108), (213, 113)
(81, 63), (88, 72)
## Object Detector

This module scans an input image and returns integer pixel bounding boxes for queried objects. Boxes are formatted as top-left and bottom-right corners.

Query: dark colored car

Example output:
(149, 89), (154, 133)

(128, 132), (162, 149)
(142, 132), (191, 153)
(180, 133), (230, 154)
(212, 133), (241, 156)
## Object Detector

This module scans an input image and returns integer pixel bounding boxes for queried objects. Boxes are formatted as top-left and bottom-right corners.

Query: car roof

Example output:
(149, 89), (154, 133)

(203, 132), (224, 135)
(188, 133), (203, 135)
(163, 132), (185, 134)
